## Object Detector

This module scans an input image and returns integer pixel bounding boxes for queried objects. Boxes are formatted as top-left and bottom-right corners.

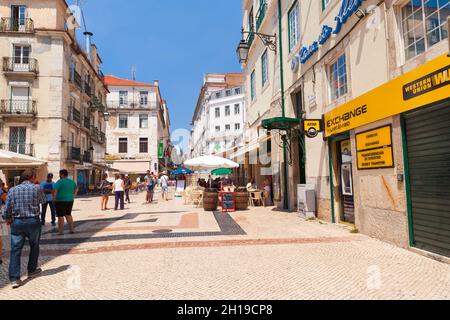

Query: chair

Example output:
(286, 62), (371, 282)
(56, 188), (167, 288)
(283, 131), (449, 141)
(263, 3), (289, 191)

(250, 191), (264, 207)
(184, 188), (193, 204)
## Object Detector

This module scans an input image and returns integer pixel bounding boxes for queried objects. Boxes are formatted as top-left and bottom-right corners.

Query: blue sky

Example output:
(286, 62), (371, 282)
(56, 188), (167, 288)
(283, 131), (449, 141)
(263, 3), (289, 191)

(76, 0), (243, 135)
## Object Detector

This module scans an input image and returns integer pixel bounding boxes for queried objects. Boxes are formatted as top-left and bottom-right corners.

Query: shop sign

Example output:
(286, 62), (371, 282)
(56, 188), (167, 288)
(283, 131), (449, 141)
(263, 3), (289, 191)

(357, 147), (394, 170)
(356, 125), (392, 151)
(324, 54), (450, 137)
(296, 0), (365, 65)
(158, 142), (164, 159)
(356, 125), (394, 170)
(302, 119), (323, 138)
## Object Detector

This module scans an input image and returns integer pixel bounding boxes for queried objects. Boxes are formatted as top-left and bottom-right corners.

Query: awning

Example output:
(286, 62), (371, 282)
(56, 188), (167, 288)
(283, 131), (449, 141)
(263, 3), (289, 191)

(262, 117), (300, 131)
(0, 149), (46, 168)
(111, 160), (150, 174)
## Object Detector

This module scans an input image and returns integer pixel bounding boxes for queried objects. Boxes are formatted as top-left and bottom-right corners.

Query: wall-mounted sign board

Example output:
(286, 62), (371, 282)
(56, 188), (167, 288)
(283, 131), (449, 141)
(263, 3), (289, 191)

(356, 125), (394, 170)
(302, 119), (323, 138)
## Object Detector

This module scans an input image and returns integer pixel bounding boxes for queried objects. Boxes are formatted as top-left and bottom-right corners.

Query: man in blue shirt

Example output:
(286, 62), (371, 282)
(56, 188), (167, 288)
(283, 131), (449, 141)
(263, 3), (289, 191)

(40, 173), (56, 226)
(2, 169), (46, 289)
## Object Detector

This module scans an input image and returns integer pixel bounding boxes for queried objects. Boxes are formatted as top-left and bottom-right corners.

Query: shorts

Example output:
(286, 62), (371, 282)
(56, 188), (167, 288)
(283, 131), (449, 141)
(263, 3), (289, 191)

(161, 186), (168, 193)
(55, 201), (74, 218)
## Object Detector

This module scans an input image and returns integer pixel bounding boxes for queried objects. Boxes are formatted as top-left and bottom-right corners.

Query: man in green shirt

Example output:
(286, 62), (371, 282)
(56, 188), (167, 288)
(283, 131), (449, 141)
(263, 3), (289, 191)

(53, 169), (78, 235)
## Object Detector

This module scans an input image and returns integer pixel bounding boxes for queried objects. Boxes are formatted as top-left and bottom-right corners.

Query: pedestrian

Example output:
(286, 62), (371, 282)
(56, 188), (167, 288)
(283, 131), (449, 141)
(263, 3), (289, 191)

(124, 174), (132, 204)
(40, 173), (56, 226)
(0, 184), (7, 265)
(54, 169), (78, 235)
(98, 173), (111, 211)
(113, 174), (125, 210)
(160, 171), (169, 201)
(2, 169), (46, 289)
(147, 173), (155, 203)
(144, 171), (153, 203)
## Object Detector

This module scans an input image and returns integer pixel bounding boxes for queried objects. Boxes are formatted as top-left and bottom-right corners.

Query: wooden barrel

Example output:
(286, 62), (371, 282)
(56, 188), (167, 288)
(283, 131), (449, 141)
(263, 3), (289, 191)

(235, 191), (249, 210)
(203, 191), (218, 211)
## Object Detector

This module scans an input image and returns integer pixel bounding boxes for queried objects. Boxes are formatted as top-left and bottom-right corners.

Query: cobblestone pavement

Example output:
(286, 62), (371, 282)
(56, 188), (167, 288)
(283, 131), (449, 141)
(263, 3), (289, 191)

(0, 189), (449, 300)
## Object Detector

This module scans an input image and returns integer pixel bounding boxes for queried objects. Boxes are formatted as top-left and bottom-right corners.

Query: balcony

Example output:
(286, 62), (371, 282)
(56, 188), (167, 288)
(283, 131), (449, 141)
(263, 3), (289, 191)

(90, 126), (100, 142)
(255, 1), (267, 31)
(83, 150), (93, 163)
(98, 131), (106, 144)
(0, 100), (37, 117)
(67, 146), (81, 162)
(3, 57), (39, 77)
(0, 18), (34, 33)
(83, 116), (90, 130)
(68, 106), (81, 124)
(0, 144), (34, 156)
(107, 100), (158, 110)
(84, 82), (92, 97)
(70, 70), (83, 92)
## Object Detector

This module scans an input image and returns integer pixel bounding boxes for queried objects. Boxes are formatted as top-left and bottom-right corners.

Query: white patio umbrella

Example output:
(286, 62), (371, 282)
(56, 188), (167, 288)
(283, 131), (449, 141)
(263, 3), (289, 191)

(184, 155), (239, 169)
(0, 149), (46, 167)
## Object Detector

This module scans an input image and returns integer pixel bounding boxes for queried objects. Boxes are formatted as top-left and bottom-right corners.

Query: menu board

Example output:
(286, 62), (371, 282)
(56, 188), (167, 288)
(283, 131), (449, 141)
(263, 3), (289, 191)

(221, 192), (236, 212)
(176, 180), (186, 193)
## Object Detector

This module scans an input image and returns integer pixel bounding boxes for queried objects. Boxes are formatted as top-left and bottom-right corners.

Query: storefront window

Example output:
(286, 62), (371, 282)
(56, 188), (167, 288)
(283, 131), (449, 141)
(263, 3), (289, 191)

(401, 0), (449, 60)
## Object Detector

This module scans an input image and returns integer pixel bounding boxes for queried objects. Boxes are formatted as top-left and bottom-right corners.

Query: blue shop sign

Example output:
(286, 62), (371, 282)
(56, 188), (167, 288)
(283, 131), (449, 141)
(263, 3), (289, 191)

(295, 0), (365, 66)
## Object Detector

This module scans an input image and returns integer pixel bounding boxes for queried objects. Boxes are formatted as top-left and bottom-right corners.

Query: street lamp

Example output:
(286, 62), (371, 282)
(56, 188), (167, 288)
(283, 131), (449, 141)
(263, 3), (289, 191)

(236, 28), (277, 65)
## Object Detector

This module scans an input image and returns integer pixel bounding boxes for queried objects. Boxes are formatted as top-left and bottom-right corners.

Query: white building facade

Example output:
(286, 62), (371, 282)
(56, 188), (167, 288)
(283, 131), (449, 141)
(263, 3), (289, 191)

(190, 73), (245, 158)
(104, 76), (170, 177)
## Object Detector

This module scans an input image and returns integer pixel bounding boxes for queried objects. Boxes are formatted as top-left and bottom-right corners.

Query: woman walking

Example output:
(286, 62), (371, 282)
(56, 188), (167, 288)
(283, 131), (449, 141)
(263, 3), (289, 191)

(98, 174), (111, 211)
(113, 174), (125, 211)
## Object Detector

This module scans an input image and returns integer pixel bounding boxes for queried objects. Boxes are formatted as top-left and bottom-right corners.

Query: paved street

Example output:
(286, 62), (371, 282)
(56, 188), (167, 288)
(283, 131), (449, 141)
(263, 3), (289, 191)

(0, 188), (449, 300)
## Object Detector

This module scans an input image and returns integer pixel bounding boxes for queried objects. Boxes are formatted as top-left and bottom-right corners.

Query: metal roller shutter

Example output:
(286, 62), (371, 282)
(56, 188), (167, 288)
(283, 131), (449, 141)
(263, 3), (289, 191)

(404, 101), (450, 257)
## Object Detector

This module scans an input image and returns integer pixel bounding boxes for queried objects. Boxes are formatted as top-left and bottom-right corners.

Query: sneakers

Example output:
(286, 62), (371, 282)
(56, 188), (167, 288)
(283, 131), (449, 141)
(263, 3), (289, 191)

(27, 268), (42, 279)
(11, 280), (22, 289)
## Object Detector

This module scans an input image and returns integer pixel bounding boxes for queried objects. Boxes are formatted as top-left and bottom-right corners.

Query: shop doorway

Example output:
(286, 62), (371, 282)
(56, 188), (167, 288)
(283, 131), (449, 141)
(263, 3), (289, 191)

(402, 100), (450, 257)
(329, 135), (355, 225)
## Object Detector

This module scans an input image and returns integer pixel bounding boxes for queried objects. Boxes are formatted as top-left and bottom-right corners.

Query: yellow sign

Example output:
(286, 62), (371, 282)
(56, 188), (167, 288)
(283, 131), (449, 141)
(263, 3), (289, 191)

(303, 119), (323, 138)
(356, 126), (392, 152)
(324, 54), (450, 137)
(357, 147), (394, 170)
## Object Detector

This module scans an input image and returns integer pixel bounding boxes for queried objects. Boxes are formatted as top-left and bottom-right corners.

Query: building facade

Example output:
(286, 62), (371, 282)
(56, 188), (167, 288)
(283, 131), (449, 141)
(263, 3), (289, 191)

(190, 73), (245, 158)
(105, 76), (171, 178)
(239, 0), (450, 258)
(0, 0), (109, 193)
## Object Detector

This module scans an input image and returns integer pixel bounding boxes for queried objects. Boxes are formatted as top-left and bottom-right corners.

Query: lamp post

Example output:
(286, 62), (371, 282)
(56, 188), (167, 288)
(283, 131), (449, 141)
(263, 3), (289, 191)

(236, 0), (290, 210)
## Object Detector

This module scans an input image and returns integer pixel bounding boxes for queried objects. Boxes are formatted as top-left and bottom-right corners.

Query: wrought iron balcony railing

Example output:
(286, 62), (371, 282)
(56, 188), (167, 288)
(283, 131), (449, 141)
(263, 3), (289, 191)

(98, 131), (106, 144)
(70, 70), (83, 91)
(67, 146), (81, 161)
(84, 82), (92, 97)
(90, 126), (100, 142)
(68, 106), (81, 124)
(83, 116), (90, 129)
(0, 143), (34, 156)
(255, 1), (267, 31)
(3, 57), (39, 75)
(0, 18), (34, 33)
(83, 150), (93, 163)
(0, 99), (37, 115)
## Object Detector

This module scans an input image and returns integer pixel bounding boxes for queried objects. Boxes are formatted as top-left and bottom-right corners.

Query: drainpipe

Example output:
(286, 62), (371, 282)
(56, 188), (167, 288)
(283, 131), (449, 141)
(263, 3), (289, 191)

(277, 0), (289, 210)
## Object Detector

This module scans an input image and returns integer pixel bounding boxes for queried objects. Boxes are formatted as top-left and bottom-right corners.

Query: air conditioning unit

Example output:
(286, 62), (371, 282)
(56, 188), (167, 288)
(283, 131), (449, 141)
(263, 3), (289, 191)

(297, 184), (316, 219)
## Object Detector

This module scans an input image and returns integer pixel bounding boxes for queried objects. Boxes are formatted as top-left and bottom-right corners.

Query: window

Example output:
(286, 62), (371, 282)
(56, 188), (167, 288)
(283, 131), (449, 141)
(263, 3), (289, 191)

(288, 2), (300, 52)
(225, 124), (231, 131)
(139, 114), (148, 128)
(11, 5), (27, 31)
(13, 45), (30, 65)
(119, 91), (128, 106)
(401, 0), (449, 60)
(226, 90), (231, 97)
(139, 138), (148, 153)
(140, 91), (148, 106)
(235, 87), (241, 95)
(225, 106), (231, 116)
(119, 113), (128, 128)
(9, 127), (26, 155)
(215, 107), (220, 118)
(250, 70), (256, 101)
(322, 0), (331, 11)
(215, 92), (221, 99)
(215, 126), (220, 132)
(234, 104), (240, 115)
(262, 50), (269, 86)
(118, 138), (128, 153)
(329, 54), (348, 101)
(235, 123), (241, 131)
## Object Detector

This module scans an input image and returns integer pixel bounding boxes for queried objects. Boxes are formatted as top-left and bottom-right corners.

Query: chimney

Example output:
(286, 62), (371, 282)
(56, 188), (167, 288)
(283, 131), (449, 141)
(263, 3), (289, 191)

(154, 80), (159, 86)
(83, 31), (93, 62)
